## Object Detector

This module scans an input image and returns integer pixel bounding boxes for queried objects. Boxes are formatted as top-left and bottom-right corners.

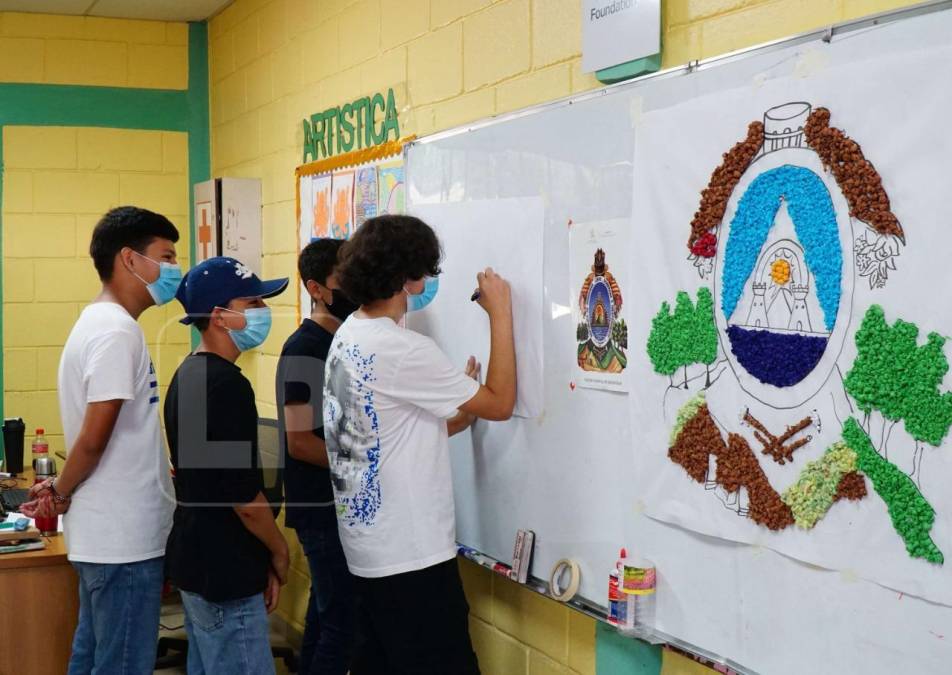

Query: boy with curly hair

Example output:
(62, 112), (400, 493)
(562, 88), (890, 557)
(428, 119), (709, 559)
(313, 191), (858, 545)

(323, 214), (516, 674)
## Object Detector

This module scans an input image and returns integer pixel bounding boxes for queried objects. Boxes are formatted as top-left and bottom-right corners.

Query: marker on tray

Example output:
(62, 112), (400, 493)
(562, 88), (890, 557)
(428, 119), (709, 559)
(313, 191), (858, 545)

(458, 545), (513, 577)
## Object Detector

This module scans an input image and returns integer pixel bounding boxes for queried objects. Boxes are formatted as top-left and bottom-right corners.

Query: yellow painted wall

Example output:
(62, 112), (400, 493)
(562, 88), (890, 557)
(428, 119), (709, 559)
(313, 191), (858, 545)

(0, 13), (192, 453)
(0, 12), (187, 89)
(207, 0), (922, 672)
(2, 126), (191, 454)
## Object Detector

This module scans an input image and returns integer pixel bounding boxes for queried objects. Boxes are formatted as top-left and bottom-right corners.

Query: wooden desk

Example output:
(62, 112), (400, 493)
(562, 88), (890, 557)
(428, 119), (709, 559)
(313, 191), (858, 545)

(0, 473), (78, 675)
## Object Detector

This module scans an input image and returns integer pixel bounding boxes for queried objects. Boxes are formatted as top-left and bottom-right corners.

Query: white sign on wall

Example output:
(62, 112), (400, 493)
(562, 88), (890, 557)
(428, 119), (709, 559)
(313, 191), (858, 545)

(581, 0), (660, 73)
(192, 177), (263, 275)
(220, 177), (262, 276)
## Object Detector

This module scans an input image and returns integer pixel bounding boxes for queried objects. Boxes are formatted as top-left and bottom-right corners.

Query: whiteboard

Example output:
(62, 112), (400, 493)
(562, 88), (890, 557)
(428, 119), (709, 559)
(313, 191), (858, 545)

(406, 4), (952, 674)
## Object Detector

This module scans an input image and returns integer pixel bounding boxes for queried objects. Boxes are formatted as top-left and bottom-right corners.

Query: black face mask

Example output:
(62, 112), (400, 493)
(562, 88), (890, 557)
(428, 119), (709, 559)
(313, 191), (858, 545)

(326, 289), (359, 321)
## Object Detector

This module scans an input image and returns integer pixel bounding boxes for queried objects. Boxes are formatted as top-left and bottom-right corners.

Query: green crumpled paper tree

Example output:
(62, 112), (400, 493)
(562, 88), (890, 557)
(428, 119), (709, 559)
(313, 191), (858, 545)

(845, 304), (952, 481)
(647, 287), (719, 388)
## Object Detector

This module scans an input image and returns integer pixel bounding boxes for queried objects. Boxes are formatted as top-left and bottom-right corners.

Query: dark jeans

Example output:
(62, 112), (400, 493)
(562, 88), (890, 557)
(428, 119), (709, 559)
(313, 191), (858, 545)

(350, 558), (480, 675)
(295, 522), (356, 675)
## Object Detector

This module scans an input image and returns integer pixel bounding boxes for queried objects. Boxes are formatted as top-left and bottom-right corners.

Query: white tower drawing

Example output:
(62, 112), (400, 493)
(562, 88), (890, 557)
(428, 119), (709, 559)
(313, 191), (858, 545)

(788, 285), (812, 332)
(745, 283), (769, 328)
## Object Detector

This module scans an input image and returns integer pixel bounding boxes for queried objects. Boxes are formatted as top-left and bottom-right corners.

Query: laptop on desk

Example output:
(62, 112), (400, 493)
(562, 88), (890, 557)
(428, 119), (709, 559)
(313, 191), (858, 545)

(0, 488), (30, 513)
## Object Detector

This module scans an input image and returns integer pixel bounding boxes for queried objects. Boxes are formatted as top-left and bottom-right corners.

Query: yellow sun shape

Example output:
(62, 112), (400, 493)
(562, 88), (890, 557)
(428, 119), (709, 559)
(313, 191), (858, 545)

(771, 259), (791, 285)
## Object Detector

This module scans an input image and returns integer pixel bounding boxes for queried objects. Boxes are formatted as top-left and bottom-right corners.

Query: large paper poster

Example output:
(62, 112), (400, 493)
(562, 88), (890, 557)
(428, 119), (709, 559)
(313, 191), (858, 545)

(409, 198), (545, 418)
(377, 160), (405, 215)
(570, 219), (629, 392)
(331, 170), (355, 239)
(354, 166), (378, 228)
(628, 55), (952, 606)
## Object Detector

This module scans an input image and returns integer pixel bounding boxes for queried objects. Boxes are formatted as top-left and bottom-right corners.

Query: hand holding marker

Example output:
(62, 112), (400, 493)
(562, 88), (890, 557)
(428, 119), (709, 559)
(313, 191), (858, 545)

(470, 267), (511, 317)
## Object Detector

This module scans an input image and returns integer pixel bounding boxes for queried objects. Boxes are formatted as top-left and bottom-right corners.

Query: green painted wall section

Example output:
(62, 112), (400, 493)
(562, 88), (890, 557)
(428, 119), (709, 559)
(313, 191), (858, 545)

(0, 83), (188, 129)
(0, 22), (210, 458)
(187, 22), (211, 349)
(596, 623), (663, 675)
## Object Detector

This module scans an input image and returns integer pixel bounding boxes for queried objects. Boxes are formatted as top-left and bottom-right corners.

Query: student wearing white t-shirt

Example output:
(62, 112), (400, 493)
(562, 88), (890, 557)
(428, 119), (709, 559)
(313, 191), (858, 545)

(22, 206), (182, 675)
(324, 214), (516, 674)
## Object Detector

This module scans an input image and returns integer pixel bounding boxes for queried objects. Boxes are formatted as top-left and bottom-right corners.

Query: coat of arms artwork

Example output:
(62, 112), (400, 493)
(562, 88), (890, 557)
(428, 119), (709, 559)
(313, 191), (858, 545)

(630, 96), (952, 606)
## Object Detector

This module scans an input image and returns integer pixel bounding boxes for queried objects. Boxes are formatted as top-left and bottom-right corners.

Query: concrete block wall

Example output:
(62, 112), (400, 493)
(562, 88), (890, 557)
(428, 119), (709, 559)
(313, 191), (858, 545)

(461, 559), (597, 675)
(0, 12), (193, 456)
(0, 12), (186, 88)
(2, 125), (191, 454)
(206, 0), (922, 672)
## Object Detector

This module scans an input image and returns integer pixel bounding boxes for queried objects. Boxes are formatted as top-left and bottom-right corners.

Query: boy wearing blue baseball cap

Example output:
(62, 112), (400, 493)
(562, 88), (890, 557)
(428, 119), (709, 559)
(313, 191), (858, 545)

(163, 256), (290, 675)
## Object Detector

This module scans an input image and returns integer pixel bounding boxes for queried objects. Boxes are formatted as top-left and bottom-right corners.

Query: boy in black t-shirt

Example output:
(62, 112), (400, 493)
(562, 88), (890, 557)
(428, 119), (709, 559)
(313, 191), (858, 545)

(277, 239), (359, 674)
(164, 256), (290, 675)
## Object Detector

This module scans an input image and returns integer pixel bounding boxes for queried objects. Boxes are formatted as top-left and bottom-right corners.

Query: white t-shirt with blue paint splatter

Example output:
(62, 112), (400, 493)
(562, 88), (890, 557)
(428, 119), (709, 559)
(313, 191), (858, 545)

(323, 314), (479, 578)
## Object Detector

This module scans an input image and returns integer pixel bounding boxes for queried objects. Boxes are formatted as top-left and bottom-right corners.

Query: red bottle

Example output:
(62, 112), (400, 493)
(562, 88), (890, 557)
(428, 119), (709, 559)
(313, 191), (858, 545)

(32, 435), (58, 535)
(31, 428), (48, 471)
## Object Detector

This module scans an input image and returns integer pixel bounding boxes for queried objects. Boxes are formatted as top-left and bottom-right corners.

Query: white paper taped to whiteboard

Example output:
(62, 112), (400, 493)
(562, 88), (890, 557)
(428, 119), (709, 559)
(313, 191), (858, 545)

(408, 198), (545, 418)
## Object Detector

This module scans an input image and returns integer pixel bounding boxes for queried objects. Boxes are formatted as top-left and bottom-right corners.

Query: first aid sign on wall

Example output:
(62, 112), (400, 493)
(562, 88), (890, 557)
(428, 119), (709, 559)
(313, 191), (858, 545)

(581, 0), (660, 73)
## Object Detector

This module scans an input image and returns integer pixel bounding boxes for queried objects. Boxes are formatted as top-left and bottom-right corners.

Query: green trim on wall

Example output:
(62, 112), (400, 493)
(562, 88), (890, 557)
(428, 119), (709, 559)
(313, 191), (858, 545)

(0, 21), (211, 453)
(0, 83), (188, 129)
(596, 623), (663, 675)
(187, 22), (211, 349)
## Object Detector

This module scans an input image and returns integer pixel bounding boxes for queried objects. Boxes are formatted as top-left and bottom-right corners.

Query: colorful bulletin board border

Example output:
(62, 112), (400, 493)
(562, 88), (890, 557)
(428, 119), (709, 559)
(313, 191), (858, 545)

(293, 135), (415, 323)
(294, 135), (415, 218)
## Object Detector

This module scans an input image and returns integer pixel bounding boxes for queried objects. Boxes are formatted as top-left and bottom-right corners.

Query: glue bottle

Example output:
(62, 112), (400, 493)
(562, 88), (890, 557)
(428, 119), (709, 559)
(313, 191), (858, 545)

(621, 552), (656, 639)
(608, 548), (635, 629)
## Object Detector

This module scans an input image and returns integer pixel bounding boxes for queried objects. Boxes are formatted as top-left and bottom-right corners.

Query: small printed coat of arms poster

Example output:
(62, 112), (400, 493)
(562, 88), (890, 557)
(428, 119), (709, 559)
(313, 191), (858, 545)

(569, 219), (629, 392)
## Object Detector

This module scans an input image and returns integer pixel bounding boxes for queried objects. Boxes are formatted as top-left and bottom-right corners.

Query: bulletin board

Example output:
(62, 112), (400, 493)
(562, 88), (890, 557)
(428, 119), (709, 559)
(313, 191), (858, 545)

(405, 2), (952, 673)
(294, 136), (414, 322)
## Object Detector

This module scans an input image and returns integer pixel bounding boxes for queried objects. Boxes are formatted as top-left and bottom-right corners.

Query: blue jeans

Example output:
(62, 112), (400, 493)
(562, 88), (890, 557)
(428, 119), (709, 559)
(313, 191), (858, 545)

(181, 590), (275, 675)
(295, 522), (356, 675)
(67, 556), (165, 675)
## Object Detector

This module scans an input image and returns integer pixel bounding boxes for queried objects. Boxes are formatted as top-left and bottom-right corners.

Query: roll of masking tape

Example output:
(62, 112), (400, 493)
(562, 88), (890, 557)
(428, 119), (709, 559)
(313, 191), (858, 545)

(549, 559), (581, 602)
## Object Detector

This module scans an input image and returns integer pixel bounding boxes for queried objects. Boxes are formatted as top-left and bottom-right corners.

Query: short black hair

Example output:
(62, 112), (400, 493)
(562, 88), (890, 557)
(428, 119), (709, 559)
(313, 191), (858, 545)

(89, 206), (179, 281)
(299, 238), (345, 287)
(191, 316), (211, 332)
(338, 215), (441, 305)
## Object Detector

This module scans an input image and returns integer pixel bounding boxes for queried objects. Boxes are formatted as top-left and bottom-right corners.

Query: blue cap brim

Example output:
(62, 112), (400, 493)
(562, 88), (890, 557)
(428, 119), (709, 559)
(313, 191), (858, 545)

(257, 277), (290, 298)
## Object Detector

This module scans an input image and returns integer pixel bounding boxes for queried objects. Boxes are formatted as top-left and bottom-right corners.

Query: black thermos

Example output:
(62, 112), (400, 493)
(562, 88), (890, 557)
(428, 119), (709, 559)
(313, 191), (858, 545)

(2, 417), (26, 474)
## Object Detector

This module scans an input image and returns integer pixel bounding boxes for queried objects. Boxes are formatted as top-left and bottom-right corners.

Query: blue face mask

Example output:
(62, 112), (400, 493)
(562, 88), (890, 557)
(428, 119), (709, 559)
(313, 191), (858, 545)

(133, 251), (182, 306)
(405, 276), (439, 312)
(224, 306), (272, 351)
